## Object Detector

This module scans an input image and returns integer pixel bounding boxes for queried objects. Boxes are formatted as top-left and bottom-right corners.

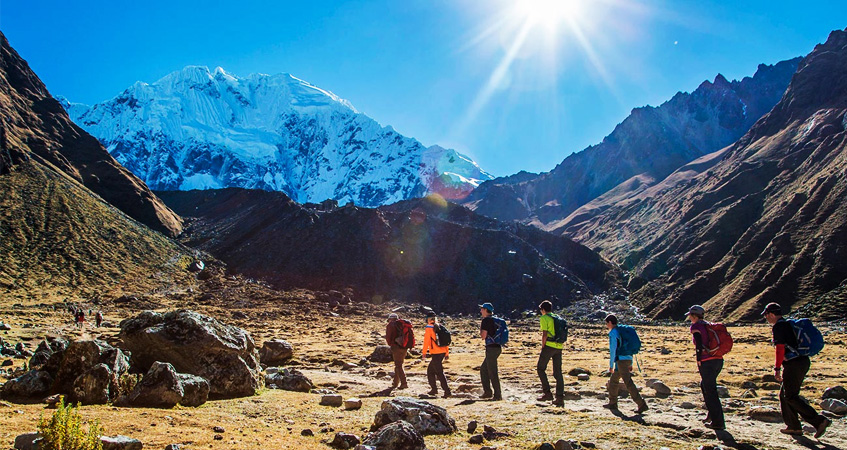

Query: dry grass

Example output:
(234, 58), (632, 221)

(2, 292), (846, 450)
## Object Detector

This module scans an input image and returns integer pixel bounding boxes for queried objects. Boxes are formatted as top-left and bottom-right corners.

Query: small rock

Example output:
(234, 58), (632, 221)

(652, 382), (671, 396)
(321, 394), (344, 407)
(748, 406), (782, 423)
(368, 346), (394, 364)
(716, 386), (730, 398)
(344, 397), (363, 410)
(679, 402), (696, 409)
(2, 359), (13, 367)
(741, 389), (757, 399)
(467, 420), (478, 433)
(213, 435), (223, 441)
(164, 445), (180, 450)
(577, 374), (589, 381)
(329, 432), (361, 449)
(568, 367), (591, 377)
(469, 434), (484, 444)
(820, 398), (847, 415)
(14, 433), (41, 450)
(362, 420), (425, 450)
(823, 386), (847, 401)
(538, 444), (555, 450)
(554, 439), (574, 450)
(761, 382), (781, 391)
(301, 429), (314, 436)
(761, 374), (778, 383)
(100, 435), (143, 450)
(212, 426), (225, 433)
(741, 381), (758, 389)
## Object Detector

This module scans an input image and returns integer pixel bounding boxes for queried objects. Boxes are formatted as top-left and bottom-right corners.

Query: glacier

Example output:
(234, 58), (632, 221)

(59, 66), (492, 207)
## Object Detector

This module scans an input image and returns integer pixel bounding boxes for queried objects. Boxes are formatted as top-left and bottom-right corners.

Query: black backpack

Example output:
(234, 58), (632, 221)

(434, 324), (452, 347)
(550, 314), (569, 344)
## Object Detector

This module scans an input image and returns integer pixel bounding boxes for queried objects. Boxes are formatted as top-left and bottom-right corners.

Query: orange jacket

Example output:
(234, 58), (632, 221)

(422, 325), (449, 356)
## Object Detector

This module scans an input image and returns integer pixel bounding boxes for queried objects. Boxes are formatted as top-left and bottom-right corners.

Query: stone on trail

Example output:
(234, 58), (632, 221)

(748, 406), (783, 423)
(741, 389), (757, 399)
(823, 386), (847, 401)
(371, 397), (457, 435)
(679, 402), (696, 409)
(100, 435), (143, 450)
(568, 368), (591, 377)
(554, 439), (575, 450)
(266, 368), (314, 392)
(469, 434), (484, 444)
(1, 370), (52, 400)
(716, 386), (730, 398)
(577, 374), (590, 381)
(651, 382), (671, 396)
(13, 433), (41, 450)
(820, 398), (847, 415)
(321, 394), (344, 407)
(467, 420), (478, 434)
(362, 420), (426, 450)
(330, 432), (361, 449)
(369, 346), (394, 364)
(259, 339), (294, 366)
(538, 444), (555, 450)
(345, 397), (363, 410)
(119, 310), (262, 399)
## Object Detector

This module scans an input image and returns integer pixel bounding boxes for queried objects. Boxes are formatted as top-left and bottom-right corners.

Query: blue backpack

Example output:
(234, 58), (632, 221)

(788, 318), (824, 358)
(616, 325), (641, 356)
(488, 317), (509, 346)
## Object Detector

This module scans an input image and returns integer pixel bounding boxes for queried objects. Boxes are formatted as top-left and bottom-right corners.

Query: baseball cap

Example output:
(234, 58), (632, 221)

(686, 305), (705, 317)
(761, 302), (783, 316)
(478, 302), (494, 313)
(387, 313), (399, 320)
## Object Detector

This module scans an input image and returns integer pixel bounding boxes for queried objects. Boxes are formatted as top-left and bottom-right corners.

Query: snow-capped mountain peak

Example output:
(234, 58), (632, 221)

(61, 66), (490, 205)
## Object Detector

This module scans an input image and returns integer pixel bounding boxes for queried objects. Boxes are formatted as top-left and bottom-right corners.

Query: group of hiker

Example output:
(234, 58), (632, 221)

(383, 300), (832, 438)
(66, 305), (103, 329)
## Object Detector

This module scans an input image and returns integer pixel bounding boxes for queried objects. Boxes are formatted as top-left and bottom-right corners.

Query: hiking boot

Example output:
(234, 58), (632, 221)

(442, 391), (452, 399)
(490, 395), (503, 401)
(779, 428), (803, 436)
(480, 391), (493, 399)
(426, 389), (438, 396)
(536, 393), (553, 401)
(635, 403), (649, 414)
(602, 403), (619, 410)
(552, 397), (564, 407)
(704, 422), (725, 431)
(814, 418), (831, 439)
(398, 384), (409, 390)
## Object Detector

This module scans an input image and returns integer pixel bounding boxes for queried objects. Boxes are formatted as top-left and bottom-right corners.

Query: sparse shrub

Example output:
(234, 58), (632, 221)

(117, 372), (142, 398)
(38, 396), (104, 450)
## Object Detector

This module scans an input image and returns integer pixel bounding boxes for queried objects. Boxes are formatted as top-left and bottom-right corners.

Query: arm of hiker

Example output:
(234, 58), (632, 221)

(774, 344), (785, 382)
(540, 330), (547, 348)
(481, 329), (488, 341)
(691, 327), (705, 364)
(608, 330), (617, 372)
(421, 327), (431, 360)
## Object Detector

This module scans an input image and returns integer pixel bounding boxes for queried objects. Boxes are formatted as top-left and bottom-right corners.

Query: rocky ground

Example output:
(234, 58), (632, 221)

(1, 277), (846, 450)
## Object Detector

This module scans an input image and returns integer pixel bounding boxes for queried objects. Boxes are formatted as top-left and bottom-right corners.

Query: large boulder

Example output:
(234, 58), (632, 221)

(266, 368), (314, 392)
(72, 364), (113, 405)
(179, 373), (210, 407)
(28, 337), (69, 373)
(259, 339), (294, 366)
(1, 370), (52, 400)
(52, 340), (129, 404)
(369, 346), (394, 363)
(363, 420), (426, 450)
(119, 310), (262, 398)
(121, 361), (210, 408)
(371, 397), (456, 435)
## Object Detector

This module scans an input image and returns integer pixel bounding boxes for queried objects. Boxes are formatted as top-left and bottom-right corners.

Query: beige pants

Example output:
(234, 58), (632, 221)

(608, 359), (645, 407)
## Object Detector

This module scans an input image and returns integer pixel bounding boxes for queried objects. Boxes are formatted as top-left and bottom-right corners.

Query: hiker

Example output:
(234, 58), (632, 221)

(536, 300), (564, 406)
(384, 313), (409, 390)
(603, 314), (648, 413)
(421, 314), (451, 398)
(95, 311), (103, 328)
(762, 303), (831, 437)
(76, 310), (86, 329)
(479, 302), (503, 401)
(687, 305), (725, 430)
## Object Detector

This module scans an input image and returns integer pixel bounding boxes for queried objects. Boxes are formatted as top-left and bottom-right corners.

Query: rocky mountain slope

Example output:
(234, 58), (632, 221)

(463, 57), (801, 227)
(158, 189), (620, 313)
(568, 29), (847, 321)
(0, 32), (182, 237)
(62, 67), (491, 207)
(0, 31), (195, 300)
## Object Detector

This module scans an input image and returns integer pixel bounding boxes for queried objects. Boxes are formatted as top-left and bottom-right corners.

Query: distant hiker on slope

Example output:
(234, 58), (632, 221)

(479, 302), (506, 401)
(762, 302), (831, 438)
(687, 305), (725, 430)
(536, 300), (565, 406)
(603, 314), (648, 413)
(421, 313), (451, 398)
(95, 310), (103, 328)
(75, 310), (85, 329)
(385, 313), (412, 390)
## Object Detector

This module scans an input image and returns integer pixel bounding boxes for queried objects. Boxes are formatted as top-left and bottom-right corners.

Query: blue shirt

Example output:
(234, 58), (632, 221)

(608, 327), (632, 370)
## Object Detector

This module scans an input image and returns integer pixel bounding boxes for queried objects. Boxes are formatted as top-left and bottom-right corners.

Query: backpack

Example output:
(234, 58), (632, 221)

(704, 322), (733, 357)
(434, 324), (452, 347)
(487, 317), (509, 346)
(549, 314), (569, 344)
(393, 320), (416, 349)
(787, 318), (824, 357)
(616, 325), (641, 356)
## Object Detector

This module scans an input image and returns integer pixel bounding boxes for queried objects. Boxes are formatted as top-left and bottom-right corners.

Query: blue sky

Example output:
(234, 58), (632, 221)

(2, 0), (845, 176)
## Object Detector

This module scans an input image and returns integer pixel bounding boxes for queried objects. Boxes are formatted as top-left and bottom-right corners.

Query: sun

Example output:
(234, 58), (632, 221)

(513, 0), (583, 29)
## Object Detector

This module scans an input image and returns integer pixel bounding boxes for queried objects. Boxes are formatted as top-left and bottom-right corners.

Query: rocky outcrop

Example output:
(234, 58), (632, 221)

(1, 370), (52, 400)
(120, 361), (210, 408)
(119, 310), (262, 398)
(371, 397), (456, 435)
(51, 340), (130, 403)
(362, 420), (426, 450)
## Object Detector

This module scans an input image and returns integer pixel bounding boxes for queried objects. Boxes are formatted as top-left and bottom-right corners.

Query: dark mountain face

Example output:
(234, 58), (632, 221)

(0, 31), (182, 237)
(159, 189), (621, 314)
(567, 29), (847, 321)
(463, 58), (801, 227)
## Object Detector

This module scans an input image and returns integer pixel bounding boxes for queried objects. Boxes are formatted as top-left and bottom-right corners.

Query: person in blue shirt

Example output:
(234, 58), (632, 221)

(603, 314), (648, 413)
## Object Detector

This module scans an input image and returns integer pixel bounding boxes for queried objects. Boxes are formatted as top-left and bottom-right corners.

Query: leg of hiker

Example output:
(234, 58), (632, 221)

(699, 359), (725, 428)
(480, 350), (493, 397)
(431, 353), (449, 395)
(391, 345), (408, 389)
(781, 357), (825, 429)
(427, 355), (438, 394)
(552, 347), (564, 405)
(606, 367), (622, 408)
(618, 359), (646, 410)
(487, 345), (502, 400)
(536, 346), (553, 400)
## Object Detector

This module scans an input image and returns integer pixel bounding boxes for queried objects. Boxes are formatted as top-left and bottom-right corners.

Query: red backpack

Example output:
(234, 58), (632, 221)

(393, 320), (416, 349)
(705, 322), (733, 357)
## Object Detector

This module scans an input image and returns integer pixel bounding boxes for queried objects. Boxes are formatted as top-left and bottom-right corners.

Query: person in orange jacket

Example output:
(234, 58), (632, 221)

(421, 313), (451, 398)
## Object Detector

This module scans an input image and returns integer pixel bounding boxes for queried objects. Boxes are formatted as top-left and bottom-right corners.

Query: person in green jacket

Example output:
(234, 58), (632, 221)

(537, 300), (564, 406)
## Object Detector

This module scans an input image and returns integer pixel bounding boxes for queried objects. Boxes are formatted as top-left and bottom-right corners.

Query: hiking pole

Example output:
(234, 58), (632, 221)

(635, 354), (642, 374)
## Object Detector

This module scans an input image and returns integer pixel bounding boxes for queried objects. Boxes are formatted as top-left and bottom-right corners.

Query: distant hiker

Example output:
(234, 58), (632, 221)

(603, 314), (648, 413)
(75, 310), (85, 329)
(385, 313), (412, 390)
(421, 314), (451, 398)
(479, 302), (505, 401)
(687, 305), (725, 430)
(95, 311), (103, 328)
(762, 303), (831, 437)
(536, 300), (565, 406)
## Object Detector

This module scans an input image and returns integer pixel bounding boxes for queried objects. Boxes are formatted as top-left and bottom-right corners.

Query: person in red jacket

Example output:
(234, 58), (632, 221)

(687, 305), (725, 430)
(385, 313), (408, 390)
(421, 314), (451, 398)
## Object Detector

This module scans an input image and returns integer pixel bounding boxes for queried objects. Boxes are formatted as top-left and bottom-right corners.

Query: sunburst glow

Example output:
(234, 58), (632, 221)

(514, 0), (583, 29)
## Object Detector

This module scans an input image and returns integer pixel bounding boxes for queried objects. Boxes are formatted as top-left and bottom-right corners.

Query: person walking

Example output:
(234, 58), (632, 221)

(687, 305), (725, 430)
(536, 300), (564, 406)
(762, 303), (831, 437)
(421, 314), (451, 398)
(479, 302), (502, 401)
(75, 310), (85, 329)
(385, 313), (409, 390)
(95, 311), (103, 328)
(603, 314), (648, 413)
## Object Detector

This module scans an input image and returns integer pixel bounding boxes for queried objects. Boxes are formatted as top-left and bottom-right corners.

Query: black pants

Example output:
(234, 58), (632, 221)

(699, 358), (725, 426)
(427, 353), (450, 393)
(480, 345), (502, 397)
(781, 356), (825, 429)
(537, 346), (563, 397)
